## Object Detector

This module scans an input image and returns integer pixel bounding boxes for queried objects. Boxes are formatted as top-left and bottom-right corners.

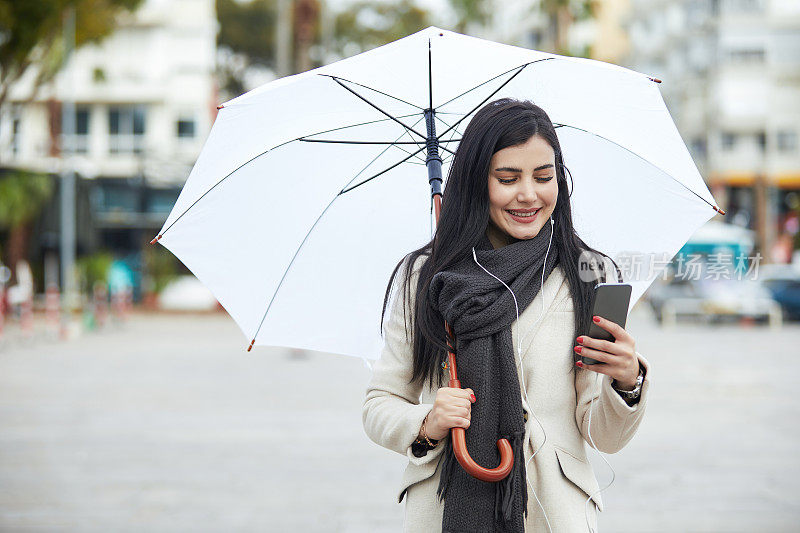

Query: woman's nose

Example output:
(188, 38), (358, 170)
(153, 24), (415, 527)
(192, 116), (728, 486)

(517, 179), (537, 203)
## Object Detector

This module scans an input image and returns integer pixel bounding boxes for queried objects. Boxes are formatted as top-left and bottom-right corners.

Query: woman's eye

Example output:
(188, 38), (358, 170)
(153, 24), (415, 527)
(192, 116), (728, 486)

(498, 178), (516, 184)
(536, 176), (554, 183)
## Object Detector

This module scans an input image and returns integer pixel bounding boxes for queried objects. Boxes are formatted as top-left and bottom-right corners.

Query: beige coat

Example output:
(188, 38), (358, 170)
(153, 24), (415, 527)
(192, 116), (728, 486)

(362, 255), (652, 532)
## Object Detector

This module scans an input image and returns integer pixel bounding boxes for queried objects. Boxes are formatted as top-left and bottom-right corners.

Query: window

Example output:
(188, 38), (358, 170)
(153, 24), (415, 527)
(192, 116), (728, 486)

(691, 137), (707, 158)
(108, 104), (146, 154)
(756, 131), (766, 152)
(777, 130), (797, 152)
(727, 48), (765, 63)
(146, 188), (180, 213)
(95, 181), (139, 212)
(74, 105), (90, 154)
(722, 0), (764, 13)
(11, 115), (20, 156)
(721, 132), (737, 150)
(176, 118), (196, 138)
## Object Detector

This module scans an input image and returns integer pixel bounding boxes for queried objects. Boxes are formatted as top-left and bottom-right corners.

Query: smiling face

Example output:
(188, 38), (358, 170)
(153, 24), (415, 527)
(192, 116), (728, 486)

(486, 134), (559, 248)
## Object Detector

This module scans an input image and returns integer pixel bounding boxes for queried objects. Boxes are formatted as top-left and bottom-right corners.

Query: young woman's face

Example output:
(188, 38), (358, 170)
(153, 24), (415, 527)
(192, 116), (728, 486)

(486, 134), (559, 247)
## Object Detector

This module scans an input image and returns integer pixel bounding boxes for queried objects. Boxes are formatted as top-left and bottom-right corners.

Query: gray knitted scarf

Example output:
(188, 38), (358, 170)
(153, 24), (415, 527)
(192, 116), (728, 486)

(428, 221), (559, 533)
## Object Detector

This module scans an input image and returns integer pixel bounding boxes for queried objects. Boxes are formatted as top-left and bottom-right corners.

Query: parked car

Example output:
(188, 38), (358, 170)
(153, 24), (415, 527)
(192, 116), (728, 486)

(758, 264), (800, 321)
(646, 269), (781, 327)
(158, 276), (220, 311)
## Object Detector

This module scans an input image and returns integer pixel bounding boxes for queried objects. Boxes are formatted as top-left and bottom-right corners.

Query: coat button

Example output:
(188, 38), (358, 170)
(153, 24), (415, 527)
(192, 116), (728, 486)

(523, 410), (529, 422)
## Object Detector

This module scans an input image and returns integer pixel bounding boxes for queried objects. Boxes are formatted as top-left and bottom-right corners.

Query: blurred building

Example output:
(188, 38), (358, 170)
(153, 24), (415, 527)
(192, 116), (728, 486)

(625, 0), (800, 262)
(0, 0), (217, 294)
(479, 0), (630, 64)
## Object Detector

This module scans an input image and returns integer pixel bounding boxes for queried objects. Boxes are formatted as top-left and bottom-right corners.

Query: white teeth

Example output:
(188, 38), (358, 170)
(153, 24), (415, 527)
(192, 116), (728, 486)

(508, 209), (539, 217)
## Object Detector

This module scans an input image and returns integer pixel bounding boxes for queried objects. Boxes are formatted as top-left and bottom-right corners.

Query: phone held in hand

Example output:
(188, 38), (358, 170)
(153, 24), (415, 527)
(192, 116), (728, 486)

(581, 283), (632, 365)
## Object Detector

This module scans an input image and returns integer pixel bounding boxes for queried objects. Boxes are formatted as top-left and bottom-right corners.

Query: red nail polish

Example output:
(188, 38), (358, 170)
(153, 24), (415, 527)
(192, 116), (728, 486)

(470, 394), (476, 402)
(593, 316), (600, 323)
(575, 361), (583, 367)
(577, 336), (584, 344)
(574, 346), (582, 354)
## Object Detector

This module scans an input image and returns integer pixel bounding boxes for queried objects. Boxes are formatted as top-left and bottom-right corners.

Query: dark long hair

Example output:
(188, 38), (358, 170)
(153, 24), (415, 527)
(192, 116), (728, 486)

(381, 98), (620, 391)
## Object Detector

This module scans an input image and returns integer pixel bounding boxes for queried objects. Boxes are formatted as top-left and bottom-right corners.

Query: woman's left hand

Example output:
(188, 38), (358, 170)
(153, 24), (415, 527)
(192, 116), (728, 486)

(574, 315), (640, 390)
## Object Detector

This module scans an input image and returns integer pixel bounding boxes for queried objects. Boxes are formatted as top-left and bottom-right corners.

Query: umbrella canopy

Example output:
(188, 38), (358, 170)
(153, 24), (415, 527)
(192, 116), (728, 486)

(153, 26), (723, 359)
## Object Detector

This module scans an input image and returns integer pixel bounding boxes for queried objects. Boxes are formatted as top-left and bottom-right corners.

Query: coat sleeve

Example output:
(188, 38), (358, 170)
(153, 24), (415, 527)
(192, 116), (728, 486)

(574, 351), (651, 454)
(573, 253), (652, 454)
(362, 256), (448, 466)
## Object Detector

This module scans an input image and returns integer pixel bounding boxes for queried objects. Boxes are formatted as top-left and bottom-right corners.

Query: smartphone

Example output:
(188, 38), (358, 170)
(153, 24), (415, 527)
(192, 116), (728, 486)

(581, 283), (632, 365)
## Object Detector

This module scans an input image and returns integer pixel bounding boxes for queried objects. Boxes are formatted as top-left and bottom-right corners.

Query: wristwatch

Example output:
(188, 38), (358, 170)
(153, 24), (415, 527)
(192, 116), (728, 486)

(412, 434), (439, 457)
(611, 366), (645, 400)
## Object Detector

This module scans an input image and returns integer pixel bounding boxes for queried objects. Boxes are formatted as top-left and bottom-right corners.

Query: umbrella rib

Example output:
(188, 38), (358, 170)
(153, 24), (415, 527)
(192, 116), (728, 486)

(437, 115), (463, 165)
(340, 146), (427, 195)
(338, 113), (429, 191)
(395, 113), (455, 157)
(153, 113), (427, 242)
(317, 73), (424, 111)
(435, 57), (554, 111)
(385, 114), (428, 164)
(393, 143), (428, 163)
(298, 138), (462, 145)
(299, 139), (427, 145)
(327, 76), (428, 141)
(395, 115), (429, 163)
(556, 123), (721, 211)
(436, 61), (539, 140)
(248, 189), (343, 350)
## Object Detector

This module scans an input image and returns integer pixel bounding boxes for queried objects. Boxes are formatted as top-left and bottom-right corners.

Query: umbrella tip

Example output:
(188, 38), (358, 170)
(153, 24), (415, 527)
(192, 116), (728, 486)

(247, 339), (255, 352)
(648, 76), (662, 84)
(713, 205), (726, 215)
(149, 234), (162, 244)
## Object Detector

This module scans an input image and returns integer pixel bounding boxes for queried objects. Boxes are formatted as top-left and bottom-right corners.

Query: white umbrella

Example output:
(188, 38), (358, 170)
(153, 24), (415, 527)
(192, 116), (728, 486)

(152, 26), (723, 360)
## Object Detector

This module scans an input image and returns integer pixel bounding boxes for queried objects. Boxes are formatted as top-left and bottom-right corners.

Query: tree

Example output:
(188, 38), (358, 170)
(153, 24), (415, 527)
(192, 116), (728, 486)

(0, 170), (54, 283)
(540, 0), (596, 56)
(0, 0), (143, 110)
(216, 0), (276, 98)
(332, 0), (431, 58)
(447, 0), (490, 34)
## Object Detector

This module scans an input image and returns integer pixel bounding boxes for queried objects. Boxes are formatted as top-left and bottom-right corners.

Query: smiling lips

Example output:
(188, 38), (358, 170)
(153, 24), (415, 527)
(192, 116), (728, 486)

(506, 207), (541, 223)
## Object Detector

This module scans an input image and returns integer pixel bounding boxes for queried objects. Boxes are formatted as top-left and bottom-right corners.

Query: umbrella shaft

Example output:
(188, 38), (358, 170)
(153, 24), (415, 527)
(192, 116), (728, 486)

(424, 109), (442, 198)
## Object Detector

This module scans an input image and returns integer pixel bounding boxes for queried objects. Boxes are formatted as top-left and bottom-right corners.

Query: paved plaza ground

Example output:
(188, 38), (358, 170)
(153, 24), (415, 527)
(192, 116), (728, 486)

(0, 308), (798, 532)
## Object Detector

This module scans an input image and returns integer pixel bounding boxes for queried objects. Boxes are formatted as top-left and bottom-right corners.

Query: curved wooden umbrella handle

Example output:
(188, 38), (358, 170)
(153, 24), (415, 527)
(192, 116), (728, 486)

(432, 193), (514, 483)
(445, 328), (514, 482)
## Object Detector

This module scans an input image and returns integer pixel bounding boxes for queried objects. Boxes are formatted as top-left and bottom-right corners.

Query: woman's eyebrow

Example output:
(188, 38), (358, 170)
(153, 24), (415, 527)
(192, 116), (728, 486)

(494, 164), (554, 172)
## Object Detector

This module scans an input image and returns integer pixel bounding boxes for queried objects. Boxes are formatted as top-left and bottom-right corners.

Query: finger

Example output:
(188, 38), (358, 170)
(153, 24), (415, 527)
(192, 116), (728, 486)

(575, 345), (613, 364)
(577, 360), (612, 375)
(453, 417), (470, 429)
(463, 388), (476, 402)
(578, 336), (617, 355)
(592, 315), (632, 342)
(448, 396), (471, 410)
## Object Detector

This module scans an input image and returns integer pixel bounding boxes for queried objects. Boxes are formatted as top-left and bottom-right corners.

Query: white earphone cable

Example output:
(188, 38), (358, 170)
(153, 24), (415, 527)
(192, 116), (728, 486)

(583, 373), (615, 533)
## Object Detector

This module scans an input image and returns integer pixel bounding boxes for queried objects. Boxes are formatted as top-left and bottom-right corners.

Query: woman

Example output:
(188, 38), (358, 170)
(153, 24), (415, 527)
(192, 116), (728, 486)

(362, 98), (651, 532)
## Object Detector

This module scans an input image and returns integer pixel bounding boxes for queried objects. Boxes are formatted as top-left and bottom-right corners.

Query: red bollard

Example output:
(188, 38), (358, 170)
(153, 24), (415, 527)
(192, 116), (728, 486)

(93, 282), (108, 328)
(45, 284), (61, 340)
(122, 287), (132, 318)
(0, 285), (5, 343)
(20, 294), (33, 339)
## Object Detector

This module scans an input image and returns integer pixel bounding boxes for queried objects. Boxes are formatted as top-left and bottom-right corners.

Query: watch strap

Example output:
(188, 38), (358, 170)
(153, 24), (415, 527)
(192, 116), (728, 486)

(612, 366), (645, 399)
